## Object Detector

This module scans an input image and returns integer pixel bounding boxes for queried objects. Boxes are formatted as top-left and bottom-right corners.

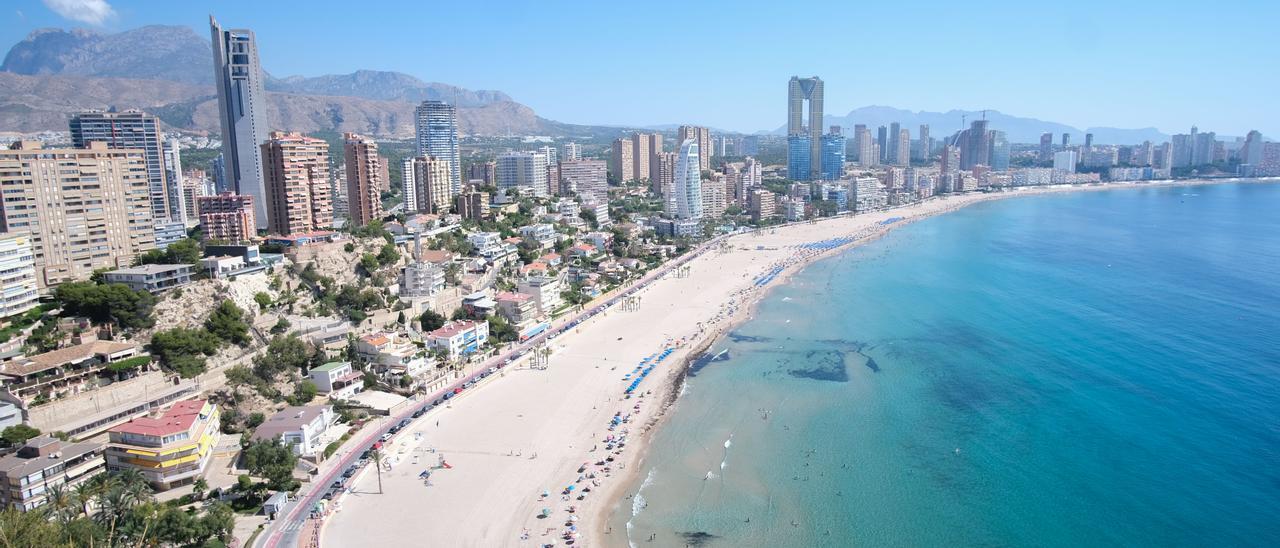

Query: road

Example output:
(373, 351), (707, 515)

(260, 232), (732, 548)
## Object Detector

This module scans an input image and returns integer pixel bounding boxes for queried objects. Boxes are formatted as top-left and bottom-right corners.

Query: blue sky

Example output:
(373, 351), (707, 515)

(4, 0), (1278, 136)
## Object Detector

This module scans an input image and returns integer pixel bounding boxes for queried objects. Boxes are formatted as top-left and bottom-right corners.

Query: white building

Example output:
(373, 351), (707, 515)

(582, 201), (611, 228)
(517, 274), (564, 315)
(400, 261), (446, 297)
(102, 264), (193, 294)
(519, 224), (559, 249)
(669, 139), (703, 220)
(249, 405), (336, 457)
(426, 320), (490, 359)
(0, 234), (39, 319)
(496, 151), (550, 197)
(558, 159), (608, 202)
(1054, 150), (1078, 173)
(467, 232), (503, 257)
(560, 142), (581, 162)
(309, 361), (362, 400)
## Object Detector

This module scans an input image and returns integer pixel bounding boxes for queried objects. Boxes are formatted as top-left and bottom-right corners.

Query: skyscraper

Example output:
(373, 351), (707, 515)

(1084, 133), (1094, 150)
(888, 122), (902, 164)
(677, 126), (712, 171)
(161, 138), (187, 224)
(651, 152), (676, 198)
(820, 127), (846, 180)
(343, 133), (384, 227)
(877, 126), (888, 162)
(261, 132), (332, 235)
(1039, 133), (1054, 163)
(787, 135), (811, 180)
(70, 110), (180, 225)
(857, 127), (877, 167)
(990, 131), (1011, 171)
(559, 160), (608, 203)
(1242, 130), (1264, 166)
(670, 139), (703, 220)
(632, 133), (663, 181)
(406, 156), (452, 214)
(1061, 133), (1071, 147)
(959, 120), (992, 170)
(0, 141), (155, 289)
(787, 76), (823, 180)
(561, 142), (581, 162)
(414, 100), (462, 193)
(210, 16), (268, 229)
(610, 138), (634, 182)
(852, 124), (867, 162)
(495, 151), (550, 197)
(894, 128), (910, 167)
(917, 124), (931, 161)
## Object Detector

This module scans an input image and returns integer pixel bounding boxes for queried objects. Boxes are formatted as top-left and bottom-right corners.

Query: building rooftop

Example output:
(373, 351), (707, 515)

(106, 264), (191, 276)
(110, 399), (208, 438)
(0, 436), (102, 479)
(249, 405), (331, 443)
(496, 291), (532, 303)
(429, 320), (481, 339)
(2, 340), (139, 377)
(311, 361), (350, 374)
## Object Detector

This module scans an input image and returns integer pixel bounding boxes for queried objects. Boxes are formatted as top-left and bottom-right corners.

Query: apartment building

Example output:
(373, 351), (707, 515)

(0, 436), (106, 511)
(105, 399), (220, 490)
(0, 234), (39, 320)
(261, 132), (332, 235)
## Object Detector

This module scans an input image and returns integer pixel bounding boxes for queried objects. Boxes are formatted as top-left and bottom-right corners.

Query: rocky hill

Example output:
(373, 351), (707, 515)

(2, 25), (213, 84)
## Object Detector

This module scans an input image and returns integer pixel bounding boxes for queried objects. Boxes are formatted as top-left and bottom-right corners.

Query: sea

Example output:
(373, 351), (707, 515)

(608, 181), (1280, 547)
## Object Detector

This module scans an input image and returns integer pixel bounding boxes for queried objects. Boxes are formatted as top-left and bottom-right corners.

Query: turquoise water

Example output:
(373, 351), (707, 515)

(612, 182), (1280, 547)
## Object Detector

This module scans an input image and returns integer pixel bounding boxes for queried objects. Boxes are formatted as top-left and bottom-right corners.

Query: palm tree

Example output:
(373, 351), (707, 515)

(72, 480), (96, 517)
(41, 483), (74, 524)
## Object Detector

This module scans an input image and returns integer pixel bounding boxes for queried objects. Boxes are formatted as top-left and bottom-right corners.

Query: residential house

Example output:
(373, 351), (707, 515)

(105, 399), (220, 490)
(0, 436), (106, 511)
(249, 405), (336, 457)
(0, 341), (142, 404)
(101, 264), (193, 294)
(426, 320), (489, 359)
(308, 361), (362, 400)
(495, 292), (538, 328)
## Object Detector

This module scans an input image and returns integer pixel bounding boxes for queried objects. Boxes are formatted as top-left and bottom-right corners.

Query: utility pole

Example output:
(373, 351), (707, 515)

(372, 447), (384, 494)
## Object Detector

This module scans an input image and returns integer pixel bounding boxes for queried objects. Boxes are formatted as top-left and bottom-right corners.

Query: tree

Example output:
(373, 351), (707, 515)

(271, 317), (291, 334)
(53, 282), (156, 330)
(247, 412), (266, 428)
(243, 438), (298, 491)
(0, 424), (41, 448)
(377, 243), (400, 266)
(205, 300), (250, 345)
(135, 238), (202, 266)
(149, 328), (222, 378)
(288, 380), (318, 406)
(253, 292), (273, 311)
(419, 310), (446, 332)
(358, 253), (379, 275)
(252, 335), (310, 381)
(487, 315), (518, 344)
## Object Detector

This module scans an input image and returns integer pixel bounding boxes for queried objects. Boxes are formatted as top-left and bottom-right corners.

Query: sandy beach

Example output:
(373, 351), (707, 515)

(319, 179), (1265, 547)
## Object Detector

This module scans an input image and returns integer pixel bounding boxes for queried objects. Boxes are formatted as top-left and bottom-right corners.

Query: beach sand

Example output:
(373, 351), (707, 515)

(319, 180), (1261, 547)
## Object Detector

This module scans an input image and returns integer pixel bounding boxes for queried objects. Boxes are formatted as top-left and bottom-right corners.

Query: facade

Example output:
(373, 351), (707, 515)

(468, 161), (496, 187)
(517, 274), (563, 315)
(561, 142), (581, 162)
(106, 399), (220, 490)
(631, 133), (663, 181)
(700, 178), (727, 218)
(677, 126), (712, 172)
(455, 188), (490, 221)
(495, 292), (538, 328)
(407, 156), (453, 214)
(787, 135), (812, 180)
(820, 129), (846, 180)
(0, 341), (141, 404)
(262, 132), (332, 235)
(894, 128), (911, 167)
(651, 151), (676, 198)
(400, 261), (446, 297)
(610, 138), (634, 182)
(210, 17), (268, 227)
(0, 234), (39, 320)
(558, 159), (608, 202)
(991, 131), (1011, 171)
(197, 192), (256, 242)
(70, 110), (180, 223)
(343, 133), (384, 227)
(162, 139), (187, 223)
(851, 177), (883, 212)
(669, 139), (703, 220)
(426, 320), (490, 359)
(0, 436), (106, 512)
(414, 101), (462, 193)
(153, 221), (187, 250)
(249, 405), (335, 457)
(787, 76), (824, 180)
(0, 141), (155, 289)
(496, 152), (550, 197)
(1054, 150), (1079, 173)
(748, 189), (776, 222)
(102, 264), (193, 294)
(309, 361), (362, 400)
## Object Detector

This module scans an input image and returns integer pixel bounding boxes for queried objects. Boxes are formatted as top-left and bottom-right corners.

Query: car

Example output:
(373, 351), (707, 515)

(442, 393), (452, 400)
(398, 419), (410, 428)
(412, 409), (425, 418)
(342, 468), (355, 478)
(322, 492), (333, 501)
(433, 399), (442, 405)
(389, 426), (401, 434)
(330, 481), (343, 490)
(359, 450), (371, 460)
(380, 433), (392, 442)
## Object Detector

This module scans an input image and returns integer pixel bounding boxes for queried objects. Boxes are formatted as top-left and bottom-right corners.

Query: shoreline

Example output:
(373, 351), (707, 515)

(586, 176), (1279, 547)
(317, 177), (1273, 548)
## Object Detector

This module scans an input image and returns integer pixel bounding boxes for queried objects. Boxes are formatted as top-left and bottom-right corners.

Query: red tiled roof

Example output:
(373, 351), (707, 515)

(495, 291), (531, 303)
(111, 399), (208, 437)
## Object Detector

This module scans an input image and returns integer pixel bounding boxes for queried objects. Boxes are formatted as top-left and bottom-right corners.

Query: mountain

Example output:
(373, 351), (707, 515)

(773, 105), (1170, 145)
(266, 70), (511, 108)
(1, 26), (213, 84)
(0, 25), (554, 137)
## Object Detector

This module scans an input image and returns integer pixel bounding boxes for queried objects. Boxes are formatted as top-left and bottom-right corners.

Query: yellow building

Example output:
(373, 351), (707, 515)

(105, 399), (220, 490)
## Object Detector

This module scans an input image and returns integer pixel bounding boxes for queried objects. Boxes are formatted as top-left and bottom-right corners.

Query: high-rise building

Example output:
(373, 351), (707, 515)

(991, 131), (1011, 171)
(496, 151), (550, 197)
(857, 127), (877, 166)
(210, 17), (269, 229)
(632, 133), (663, 181)
(787, 76), (823, 180)
(561, 142), (581, 162)
(820, 127), (846, 180)
(161, 138), (188, 224)
(1193, 130), (1217, 166)
(670, 139), (702, 220)
(917, 124), (932, 161)
(787, 135), (811, 180)
(1242, 130), (1264, 166)
(210, 153), (227, 193)
(468, 161), (495, 187)
(1171, 133), (1194, 168)
(406, 156), (452, 214)
(559, 160), (608, 203)
(197, 192), (256, 243)
(700, 176), (727, 218)
(940, 144), (960, 176)
(1084, 133), (1094, 151)
(343, 133), (384, 227)
(610, 138), (634, 182)
(1156, 142), (1174, 169)
(261, 132), (332, 235)
(1054, 150), (1078, 173)
(852, 124), (867, 162)
(454, 187), (490, 221)
(180, 171), (210, 227)
(0, 141), (155, 289)
(70, 110), (179, 224)
(742, 157), (762, 189)
(887, 122), (902, 164)
(1062, 133), (1071, 147)
(959, 120), (992, 170)
(877, 126), (888, 162)
(651, 152), (676, 198)
(0, 234), (39, 319)
(1039, 133), (1054, 163)
(414, 101), (461, 193)
(894, 128), (910, 167)
(678, 126), (712, 172)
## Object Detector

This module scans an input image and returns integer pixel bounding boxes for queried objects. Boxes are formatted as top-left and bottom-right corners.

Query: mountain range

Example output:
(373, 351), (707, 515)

(773, 106), (1172, 145)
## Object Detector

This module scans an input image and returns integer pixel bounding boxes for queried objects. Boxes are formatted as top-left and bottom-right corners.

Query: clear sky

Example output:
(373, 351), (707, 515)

(4, 0), (1278, 136)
